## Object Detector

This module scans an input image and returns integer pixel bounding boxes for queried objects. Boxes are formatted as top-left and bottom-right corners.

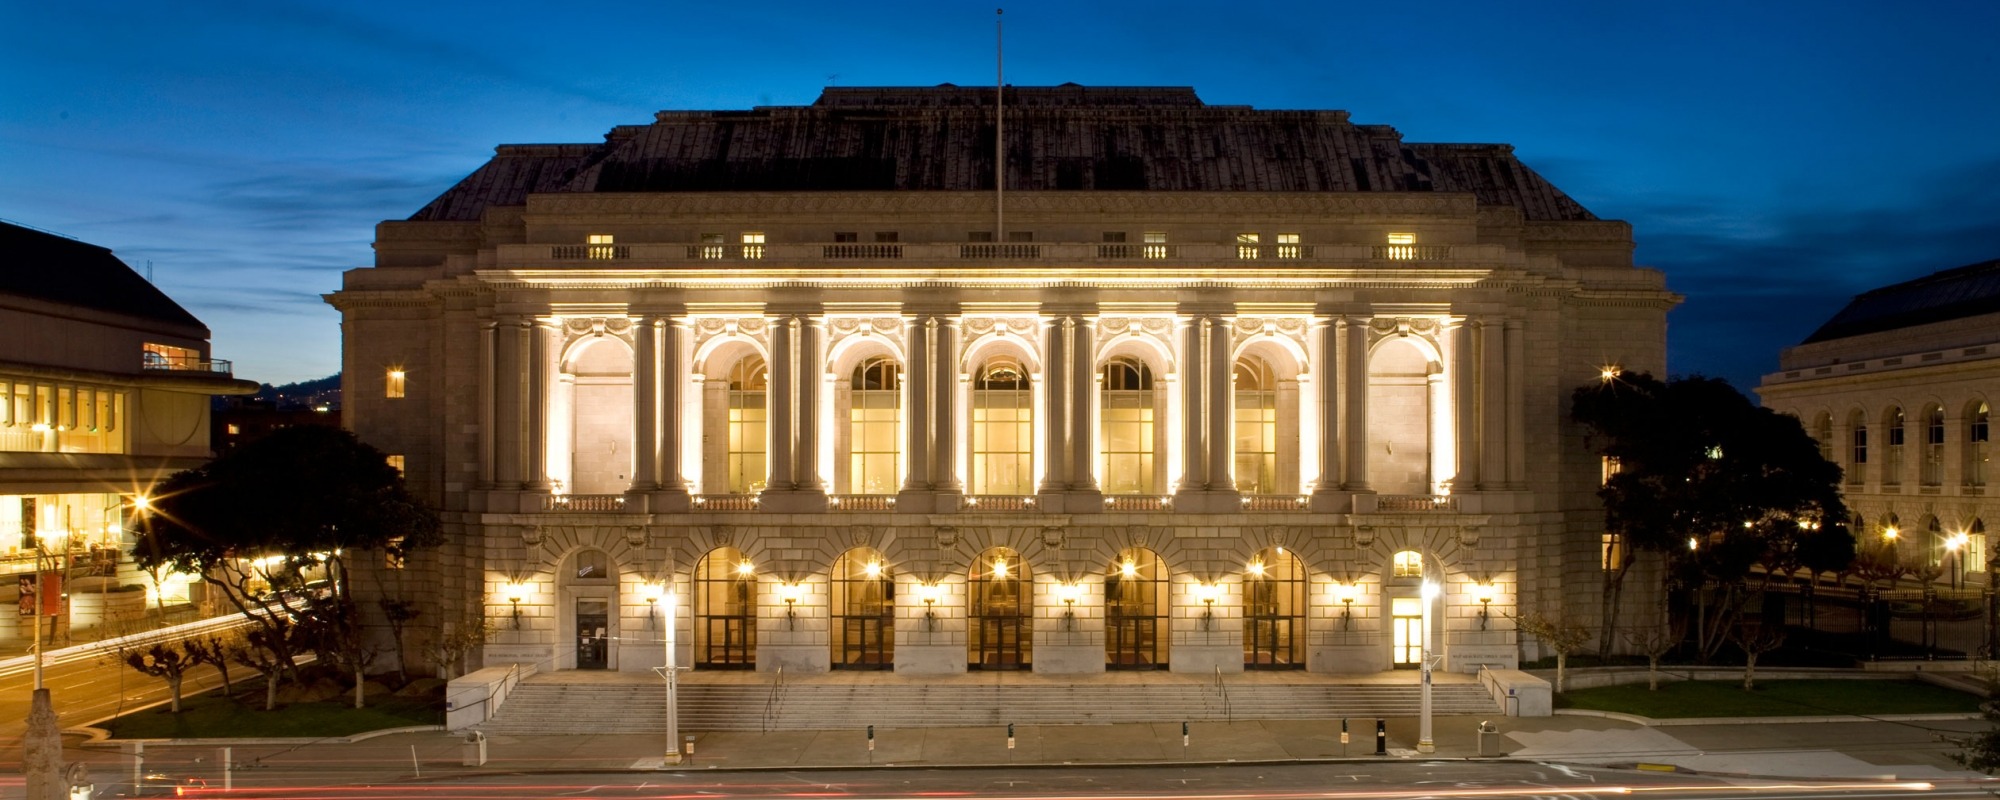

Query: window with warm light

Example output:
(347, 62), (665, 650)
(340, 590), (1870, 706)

(1969, 401), (1989, 487)
(1923, 405), (1946, 486)
(848, 357), (901, 494)
(141, 342), (200, 370)
(386, 368), (406, 399)
(694, 546), (756, 668)
(726, 358), (768, 493)
(1385, 232), (1417, 260)
(1143, 231), (1168, 259)
(1276, 233), (1301, 259)
(586, 234), (616, 260)
(1233, 357), (1278, 494)
(1100, 357), (1156, 494)
(1, 381), (123, 455)
(1602, 533), (1624, 571)
(386, 454), (405, 476)
(831, 547), (892, 669)
(1600, 456), (1621, 486)
(1235, 232), (1260, 260)
(1885, 406), (1906, 487)
(972, 359), (1033, 495)
(1848, 410), (1869, 485)
(741, 232), (765, 260)
(1244, 546), (1305, 669)
(1392, 550), (1423, 578)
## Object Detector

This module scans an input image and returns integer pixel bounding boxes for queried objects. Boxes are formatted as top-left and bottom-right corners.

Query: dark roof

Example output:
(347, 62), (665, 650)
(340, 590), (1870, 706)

(411, 85), (1595, 223)
(1802, 258), (2000, 343)
(0, 221), (208, 331)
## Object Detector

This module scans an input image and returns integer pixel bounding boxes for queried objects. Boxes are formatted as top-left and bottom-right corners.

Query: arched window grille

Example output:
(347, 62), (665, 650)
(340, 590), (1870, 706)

(972, 360), (1033, 495)
(1100, 358), (1155, 494)
(1233, 357), (1278, 494)
(848, 357), (901, 494)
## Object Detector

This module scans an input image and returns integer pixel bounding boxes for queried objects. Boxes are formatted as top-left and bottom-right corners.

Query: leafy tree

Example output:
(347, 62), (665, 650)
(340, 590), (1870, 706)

(1731, 625), (1786, 690)
(1572, 372), (1852, 661)
(1952, 705), (2000, 773)
(426, 609), (493, 680)
(121, 640), (204, 713)
(1514, 610), (1593, 693)
(132, 426), (442, 703)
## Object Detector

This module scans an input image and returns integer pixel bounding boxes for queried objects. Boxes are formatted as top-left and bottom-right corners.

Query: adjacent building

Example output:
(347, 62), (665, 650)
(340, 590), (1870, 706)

(0, 220), (256, 638)
(1758, 259), (1997, 583)
(328, 85), (1677, 677)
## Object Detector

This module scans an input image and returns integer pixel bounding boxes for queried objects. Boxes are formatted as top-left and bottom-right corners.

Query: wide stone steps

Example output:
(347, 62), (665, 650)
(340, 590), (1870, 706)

(476, 679), (1498, 735)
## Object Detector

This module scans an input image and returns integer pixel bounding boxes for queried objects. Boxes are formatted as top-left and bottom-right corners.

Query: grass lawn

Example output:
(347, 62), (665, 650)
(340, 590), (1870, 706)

(1557, 679), (1983, 718)
(101, 687), (442, 739)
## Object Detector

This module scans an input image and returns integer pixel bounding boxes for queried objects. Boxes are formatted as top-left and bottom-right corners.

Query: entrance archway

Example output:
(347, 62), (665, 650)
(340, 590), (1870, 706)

(968, 547), (1031, 669)
(559, 548), (616, 670)
(1243, 547), (1304, 669)
(1106, 548), (1169, 669)
(831, 548), (893, 669)
(693, 547), (756, 669)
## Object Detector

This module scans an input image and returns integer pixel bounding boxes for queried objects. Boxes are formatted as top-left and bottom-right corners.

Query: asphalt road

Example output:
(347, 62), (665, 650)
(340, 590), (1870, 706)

(0, 638), (232, 771)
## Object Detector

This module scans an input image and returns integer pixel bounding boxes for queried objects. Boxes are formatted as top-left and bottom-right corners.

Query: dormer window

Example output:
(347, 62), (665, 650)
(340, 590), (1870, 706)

(587, 234), (617, 260)
(1385, 232), (1416, 260)
(741, 232), (765, 260)
(1236, 232), (1260, 260)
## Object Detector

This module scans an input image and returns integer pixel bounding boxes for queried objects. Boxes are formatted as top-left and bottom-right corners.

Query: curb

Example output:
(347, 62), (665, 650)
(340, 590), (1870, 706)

(1554, 708), (1984, 726)
(79, 725), (448, 748)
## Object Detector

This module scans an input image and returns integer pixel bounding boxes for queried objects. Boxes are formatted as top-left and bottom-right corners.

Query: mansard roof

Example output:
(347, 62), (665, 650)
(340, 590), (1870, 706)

(1802, 258), (2000, 344)
(0, 220), (207, 332)
(411, 84), (1596, 223)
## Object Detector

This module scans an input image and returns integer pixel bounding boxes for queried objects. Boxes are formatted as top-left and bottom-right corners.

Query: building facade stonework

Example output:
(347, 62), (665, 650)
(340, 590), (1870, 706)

(328, 86), (1677, 677)
(1759, 259), (1998, 584)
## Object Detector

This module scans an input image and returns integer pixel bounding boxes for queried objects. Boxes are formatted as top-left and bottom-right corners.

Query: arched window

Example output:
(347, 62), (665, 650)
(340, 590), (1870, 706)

(848, 357), (901, 494)
(968, 547), (1030, 669)
(1969, 401), (1990, 487)
(570, 548), (611, 581)
(1391, 549), (1424, 578)
(693, 547), (756, 669)
(1100, 358), (1156, 494)
(971, 359), (1033, 495)
(1974, 520), (1990, 574)
(1883, 407), (1906, 487)
(830, 548), (892, 669)
(1233, 357), (1278, 494)
(1926, 515), (1946, 568)
(1106, 548), (1168, 669)
(1922, 405), (1946, 486)
(1811, 412), (1833, 465)
(725, 358), (768, 494)
(1847, 410), (1868, 486)
(1244, 547), (1304, 669)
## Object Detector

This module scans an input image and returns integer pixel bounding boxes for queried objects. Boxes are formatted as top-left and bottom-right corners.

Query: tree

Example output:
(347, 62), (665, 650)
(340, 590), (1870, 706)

(1572, 372), (1852, 661)
(185, 634), (235, 697)
(426, 609), (493, 680)
(1514, 610), (1593, 693)
(379, 598), (421, 685)
(1953, 705), (2000, 773)
(1731, 624), (1787, 690)
(121, 640), (204, 713)
(133, 426), (442, 704)
(1623, 623), (1682, 691)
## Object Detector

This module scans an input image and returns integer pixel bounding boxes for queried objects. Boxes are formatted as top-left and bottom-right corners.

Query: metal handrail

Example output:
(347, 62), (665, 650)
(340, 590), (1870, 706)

(761, 666), (785, 732)
(1212, 666), (1232, 722)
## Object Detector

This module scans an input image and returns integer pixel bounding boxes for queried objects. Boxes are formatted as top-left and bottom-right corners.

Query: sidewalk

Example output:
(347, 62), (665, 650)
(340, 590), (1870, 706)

(71, 711), (1998, 787)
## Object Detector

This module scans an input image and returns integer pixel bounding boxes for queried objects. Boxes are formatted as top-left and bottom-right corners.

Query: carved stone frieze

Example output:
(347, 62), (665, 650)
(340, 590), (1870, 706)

(690, 317), (770, 352)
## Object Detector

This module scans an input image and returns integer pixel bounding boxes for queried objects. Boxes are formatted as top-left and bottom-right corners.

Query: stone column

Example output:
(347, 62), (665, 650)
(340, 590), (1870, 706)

(1313, 317), (1340, 490)
(1478, 319), (1506, 488)
(768, 315), (796, 490)
(902, 317), (933, 492)
(1451, 320), (1479, 491)
(1427, 371), (1451, 496)
(1040, 314), (1069, 493)
(934, 318), (964, 492)
(1343, 316), (1370, 491)
(1504, 319), (1528, 489)
(796, 315), (826, 492)
(659, 317), (690, 498)
(1069, 316), (1099, 492)
(493, 316), (525, 488)
(1205, 316), (1234, 491)
(479, 320), (497, 488)
(1178, 316), (1207, 489)
(630, 313), (660, 492)
(527, 319), (553, 490)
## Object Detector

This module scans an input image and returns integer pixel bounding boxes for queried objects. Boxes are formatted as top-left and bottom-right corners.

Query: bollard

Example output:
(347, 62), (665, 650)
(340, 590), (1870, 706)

(684, 734), (696, 758)
(867, 725), (875, 752)
(1007, 723), (1015, 750)
(1181, 721), (1189, 755)
(1340, 718), (1349, 757)
(1374, 718), (1387, 756)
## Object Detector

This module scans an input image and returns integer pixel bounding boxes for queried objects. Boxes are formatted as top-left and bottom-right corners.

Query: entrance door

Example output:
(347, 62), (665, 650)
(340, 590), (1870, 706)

(695, 547), (757, 669)
(1391, 596), (1423, 667)
(1107, 615), (1161, 668)
(832, 548), (893, 670)
(1243, 547), (1305, 669)
(973, 616), (1027, 669)
(700, 613), (755, 668)
(969, 548), (1031, 670)
(1105, 549), (1168, 669)
(576, 599), (608, 670)
(1244, 617), (1297, 668)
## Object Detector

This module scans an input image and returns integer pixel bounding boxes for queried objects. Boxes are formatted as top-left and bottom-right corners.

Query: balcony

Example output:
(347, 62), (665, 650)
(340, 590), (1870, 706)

(542, 494), (627, 512)
(1240, 494), (1310, 511)
(1373, 494), (1461, 512)
(503, 241), (1495, 271)
(141, 355), (233, 376)
(827, 494), (896, 511)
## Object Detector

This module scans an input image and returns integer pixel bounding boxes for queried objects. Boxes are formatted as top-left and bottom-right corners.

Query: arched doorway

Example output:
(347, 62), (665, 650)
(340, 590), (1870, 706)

(561, 548), (615, 670)
(831, 548), (893, 669)
(1243, 547), (1304, 669)
(1106, 548), (1168, 669)
(693, 547), (756, 669)
(968, 547), (1030, 669)
(1389, 550), (1426, 668)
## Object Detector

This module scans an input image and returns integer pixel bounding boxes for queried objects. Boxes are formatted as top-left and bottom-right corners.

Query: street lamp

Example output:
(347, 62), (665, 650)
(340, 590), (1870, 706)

(1418, 579), (1440, 754)
(655, 588), (682, 766)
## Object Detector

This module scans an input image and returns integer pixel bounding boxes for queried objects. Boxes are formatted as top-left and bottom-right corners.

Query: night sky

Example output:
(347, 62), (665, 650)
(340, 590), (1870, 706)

(4, 1), (1996, 389)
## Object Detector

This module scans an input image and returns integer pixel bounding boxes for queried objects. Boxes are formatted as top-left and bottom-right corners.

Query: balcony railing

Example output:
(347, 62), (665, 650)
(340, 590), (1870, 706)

(1104, 495), (1171, 511)
(828, 494), (896, 511)
(542, 494), (627, 512)
(1374, 494), (1460, 512)
(692, 494), (759, 511)
(961, 495), (1036, 511)
(516, 242), (1483, 269)
(1240, 494), (1310, 511)
(142, 355), (233, 375)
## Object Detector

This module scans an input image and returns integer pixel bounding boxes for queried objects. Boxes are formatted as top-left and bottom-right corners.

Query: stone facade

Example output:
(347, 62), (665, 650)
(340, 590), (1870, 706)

(328, 86), (1677, 678)
(1758, 259), (1998, 582)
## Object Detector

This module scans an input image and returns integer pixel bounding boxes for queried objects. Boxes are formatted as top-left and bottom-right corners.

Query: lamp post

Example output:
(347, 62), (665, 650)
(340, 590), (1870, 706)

(1418, 579), (1439, 754)
(659, 588), (682, 766)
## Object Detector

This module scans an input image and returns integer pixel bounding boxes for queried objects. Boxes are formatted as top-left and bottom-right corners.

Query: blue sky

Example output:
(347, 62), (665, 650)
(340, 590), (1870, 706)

(3, 0), (1996, 388)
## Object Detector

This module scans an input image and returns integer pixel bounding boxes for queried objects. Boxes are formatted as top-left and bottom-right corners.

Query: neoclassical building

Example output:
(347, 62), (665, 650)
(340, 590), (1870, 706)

(1759, 259), (1996, 584)
(329, 85), (1675, 677)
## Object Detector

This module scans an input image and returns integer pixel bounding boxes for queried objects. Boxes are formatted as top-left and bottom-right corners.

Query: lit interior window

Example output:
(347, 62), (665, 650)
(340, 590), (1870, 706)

(1276, 233), (1301, 259)
(1143, 231), (1168, 259)
(386, 454), (405, 476)
(1236, 232), (1261, 260)
(1385, 232), (1416, 261)
(741, 232), (765, 260)
(386, 368), (406, 399)
(586, 234), (616, 260)
(1392, 550), (1423, 578)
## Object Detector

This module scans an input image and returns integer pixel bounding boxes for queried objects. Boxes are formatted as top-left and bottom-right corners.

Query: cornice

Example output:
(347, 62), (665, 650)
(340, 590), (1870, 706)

(523, 191), (1480, 219)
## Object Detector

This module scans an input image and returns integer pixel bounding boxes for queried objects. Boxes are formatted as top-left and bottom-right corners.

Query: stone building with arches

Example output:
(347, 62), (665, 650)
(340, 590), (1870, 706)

(1759, 258), (1998, 585)
(328, 85), (1676, 679)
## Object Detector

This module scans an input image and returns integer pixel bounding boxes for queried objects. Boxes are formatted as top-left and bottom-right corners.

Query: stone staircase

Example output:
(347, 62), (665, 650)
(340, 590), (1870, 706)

(475, 676), (1499, 735)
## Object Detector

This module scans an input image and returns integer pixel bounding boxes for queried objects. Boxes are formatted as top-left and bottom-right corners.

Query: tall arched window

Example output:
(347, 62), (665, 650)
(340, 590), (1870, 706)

(1883, 407), (1905, 487)
(1847, 409), (1869, 487)
(725, 358), (768, 494)
(848, 357), (901, 494)
(693, 547), (756, 669)
(968, 547), (1030, 669)
(972, 359), (1033, 495)
(1105, 548), (1168, 669)
(1100, 358), (1155, 494)
(1974, 520), (1990, 574)
(1244, 547), (1304, 669)
(1233, 357), (1278, 494)
(1969, 401), (1990, 487)
(830, 548), (892, 669)
(1922, 405), (1946, 486)
(1811, 412), (1833, 465)
(1926, 515), (1946, 568)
